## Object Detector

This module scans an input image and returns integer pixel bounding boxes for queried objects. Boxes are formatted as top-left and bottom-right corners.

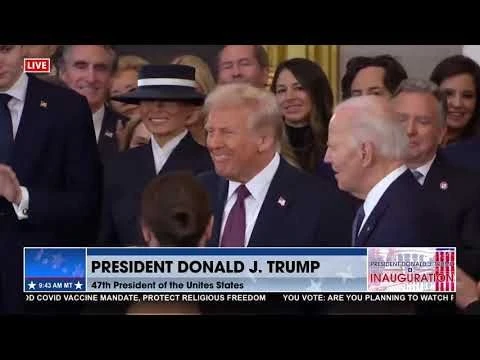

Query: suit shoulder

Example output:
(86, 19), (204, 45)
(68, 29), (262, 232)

(105, 144), (149, 176)
(30, 75), (87, 104)
(196, 170), (218, 186)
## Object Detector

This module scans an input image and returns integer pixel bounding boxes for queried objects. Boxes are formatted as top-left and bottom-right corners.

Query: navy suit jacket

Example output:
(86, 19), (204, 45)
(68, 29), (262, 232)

(100, 133), (213, 246)
(198, 157), (356, 248)
(0, 75), (102, 313)
(98, 106), (128, 164)
(441, 138), (480, 173)
(421, 153), (480, 279)
(356, 169), (448, 247)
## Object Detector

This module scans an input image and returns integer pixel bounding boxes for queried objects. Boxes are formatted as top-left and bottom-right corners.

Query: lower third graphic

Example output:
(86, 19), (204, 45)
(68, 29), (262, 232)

(24, 248), (86, 292)
(367, 247), (455, 292)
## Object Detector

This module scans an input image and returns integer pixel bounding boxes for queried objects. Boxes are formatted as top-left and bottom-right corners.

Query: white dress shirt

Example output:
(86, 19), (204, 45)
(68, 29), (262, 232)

(410, 154), (436, 185)
(359, 165), (408, 233)
(1, 73), (29, 220)
(220, 152), (281, 247)
(92, 106), (105, 143)
(151, 130), (188, 174)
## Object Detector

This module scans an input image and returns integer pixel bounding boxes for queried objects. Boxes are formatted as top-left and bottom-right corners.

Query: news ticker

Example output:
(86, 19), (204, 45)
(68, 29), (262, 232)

(24, 247), (456, 295)
(25, 292), (455, 304)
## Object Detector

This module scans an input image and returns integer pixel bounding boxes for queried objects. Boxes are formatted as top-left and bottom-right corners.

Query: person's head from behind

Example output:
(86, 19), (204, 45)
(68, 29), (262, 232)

(430, 55), (480, 142)
(217, 45), (269, 88)
(110, 55), (150, 118)
(0, 45), (25, 91)
(341, 55), (407, 100)
(141, 172), (213, 247)
(391, 78), (447, 168)
(324, 96), (408, 199)
(58, 45), (118, 112)
(204, 83), (283, 183)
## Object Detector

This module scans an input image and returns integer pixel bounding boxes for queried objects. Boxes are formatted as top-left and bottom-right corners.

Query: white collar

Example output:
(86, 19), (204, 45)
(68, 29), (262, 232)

(3, 72), (28, 102)
(227, 152), (280, 201)
(363, 165), (408, 219)
(412, 154), (436, 179)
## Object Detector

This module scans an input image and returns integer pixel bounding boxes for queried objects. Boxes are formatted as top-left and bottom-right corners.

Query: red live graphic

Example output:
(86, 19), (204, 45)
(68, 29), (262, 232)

(23, 58), (50, 73)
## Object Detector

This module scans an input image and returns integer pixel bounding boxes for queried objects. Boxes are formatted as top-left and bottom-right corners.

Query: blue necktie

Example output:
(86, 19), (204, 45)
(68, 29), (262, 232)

(0, 94), (13, 164)
(352, 205), (365, 246)
(411, 170), (423, 184)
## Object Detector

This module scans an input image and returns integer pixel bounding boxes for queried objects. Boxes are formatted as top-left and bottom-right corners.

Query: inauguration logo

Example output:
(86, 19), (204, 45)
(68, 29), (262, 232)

(367, 248), (455, 292)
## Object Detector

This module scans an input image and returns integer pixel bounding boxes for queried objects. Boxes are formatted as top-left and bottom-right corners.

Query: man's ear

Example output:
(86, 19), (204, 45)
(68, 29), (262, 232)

(360, 142), (374, 167)
(257, 131), (275, 153)
(198, 215), (214, 247)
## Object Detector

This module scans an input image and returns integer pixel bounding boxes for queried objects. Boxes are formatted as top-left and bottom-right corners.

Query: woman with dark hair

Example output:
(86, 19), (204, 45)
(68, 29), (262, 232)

(341, 55), (407, 100)
(271, 58), (333, 173)
(430, 55), (480, 145)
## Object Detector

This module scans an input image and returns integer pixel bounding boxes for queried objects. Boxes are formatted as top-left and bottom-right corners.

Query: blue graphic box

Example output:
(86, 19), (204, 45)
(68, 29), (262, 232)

(24, 248), (86, 292)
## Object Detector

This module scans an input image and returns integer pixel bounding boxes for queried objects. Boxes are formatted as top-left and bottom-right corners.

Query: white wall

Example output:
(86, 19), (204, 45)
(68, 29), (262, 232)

(339, 45), (463, 79)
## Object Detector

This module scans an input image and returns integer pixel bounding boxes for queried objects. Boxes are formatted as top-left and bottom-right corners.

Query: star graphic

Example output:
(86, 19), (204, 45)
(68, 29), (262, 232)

(74, 281), (83, 290)
(28, 281), (36, 290)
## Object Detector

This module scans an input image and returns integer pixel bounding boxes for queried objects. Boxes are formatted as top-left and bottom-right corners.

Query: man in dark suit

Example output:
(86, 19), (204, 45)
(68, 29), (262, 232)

(100, 64), (213, 247)
(198, 83), (355, 315)
(324, 95), (446, 248)
(391, 78), (480, 279)
(199, 82), (355, 249)
(0, 45), (101, 313)
(58, 45), (128, 163)
(442, 137), (480, 173)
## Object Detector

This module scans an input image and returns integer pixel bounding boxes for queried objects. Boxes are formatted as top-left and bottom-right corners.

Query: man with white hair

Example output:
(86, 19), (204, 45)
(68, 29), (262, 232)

(324, 95), (445, 247)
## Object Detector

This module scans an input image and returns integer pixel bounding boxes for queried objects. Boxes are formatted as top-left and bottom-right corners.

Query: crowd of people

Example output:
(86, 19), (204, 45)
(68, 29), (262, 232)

(1, 44), (480, 315)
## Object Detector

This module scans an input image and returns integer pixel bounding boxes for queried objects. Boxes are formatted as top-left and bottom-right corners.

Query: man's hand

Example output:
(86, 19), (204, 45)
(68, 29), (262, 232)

(456, 266), (480, 309)
(0, 164), (21, 205)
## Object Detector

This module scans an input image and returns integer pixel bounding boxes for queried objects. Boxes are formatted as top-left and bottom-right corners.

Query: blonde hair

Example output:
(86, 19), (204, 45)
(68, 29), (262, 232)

(171, 55), (216, 95)
(204, 83), (300, 168)
(116, 55), (150, 74)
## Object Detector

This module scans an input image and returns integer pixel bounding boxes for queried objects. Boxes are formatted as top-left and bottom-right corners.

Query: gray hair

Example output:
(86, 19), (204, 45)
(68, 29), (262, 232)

(335, 96), (409, 160)
(57, 45), (118, 74)
(393, 78), (447, 127)
(204, 82), (283, 147)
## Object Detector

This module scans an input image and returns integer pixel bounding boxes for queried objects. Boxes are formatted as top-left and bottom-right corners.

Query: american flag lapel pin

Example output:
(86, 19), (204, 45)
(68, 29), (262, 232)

(440, 181), (448, 191)
(40, 100), (47, 108)
(277, 196), (286, 207)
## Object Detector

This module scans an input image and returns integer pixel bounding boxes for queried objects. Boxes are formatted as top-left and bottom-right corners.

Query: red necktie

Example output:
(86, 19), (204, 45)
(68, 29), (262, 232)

(221, 184), (250, 247)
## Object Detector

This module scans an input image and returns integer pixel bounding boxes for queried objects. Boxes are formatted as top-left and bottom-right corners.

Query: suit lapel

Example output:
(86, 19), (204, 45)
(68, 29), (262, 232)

(356, 171), (412, 246)
(210, 177), (228, 247)
(248, 158), (294, 247)
(160, 133), (197, 173)
(423, 154), (446, 192)
(12, 76), (51, 178)
(136, 144), (156, 186)
(98, 106), (118, 153)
